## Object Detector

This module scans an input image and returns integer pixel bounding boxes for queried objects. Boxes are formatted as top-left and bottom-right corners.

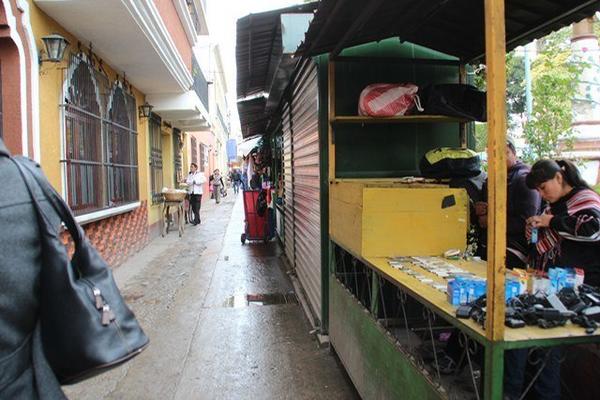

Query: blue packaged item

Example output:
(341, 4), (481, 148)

(447, 279), (461, 306)
(505, 279), (520, 300)
(447, 278), (469, 306)
(564, 268), (576, 289)
(548, 267), (568, 294)
(474, 280), (487, 299)
(466, 281), (476, 304)
(530, 227), (538, 244)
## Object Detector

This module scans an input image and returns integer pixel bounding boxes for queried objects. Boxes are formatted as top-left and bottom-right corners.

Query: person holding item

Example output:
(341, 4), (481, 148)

(475, 137), (541, 267)
(526, 158), (600, 285)
(185, 162), (206, 225)
(210, 169), (225, 204)
(460, 139), (543, 399)
(501, 158), (600, 400)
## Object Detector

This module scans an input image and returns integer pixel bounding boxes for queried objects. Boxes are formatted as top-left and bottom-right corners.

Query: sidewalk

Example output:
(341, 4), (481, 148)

(64, 191), (356, 400)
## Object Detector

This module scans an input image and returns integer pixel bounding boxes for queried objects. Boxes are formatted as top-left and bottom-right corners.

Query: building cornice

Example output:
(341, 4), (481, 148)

(173, 0), (198, 47)
(122, 0), (193, 91)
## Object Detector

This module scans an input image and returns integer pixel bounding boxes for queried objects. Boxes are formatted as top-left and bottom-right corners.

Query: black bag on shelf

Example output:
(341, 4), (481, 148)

(419, 147), (481, 179)
(418, 84), (487, 121)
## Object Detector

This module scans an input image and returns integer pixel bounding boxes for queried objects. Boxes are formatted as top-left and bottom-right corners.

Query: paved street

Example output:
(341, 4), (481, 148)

(64, 191), (356, 400)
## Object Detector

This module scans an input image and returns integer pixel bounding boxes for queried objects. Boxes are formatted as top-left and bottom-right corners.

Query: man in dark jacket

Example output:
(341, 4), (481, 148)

(475, 137), (541, 267)
(0, 139), (66, 399)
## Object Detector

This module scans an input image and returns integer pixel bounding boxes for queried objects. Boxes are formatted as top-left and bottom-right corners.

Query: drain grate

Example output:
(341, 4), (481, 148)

(224, 292), (298, 308)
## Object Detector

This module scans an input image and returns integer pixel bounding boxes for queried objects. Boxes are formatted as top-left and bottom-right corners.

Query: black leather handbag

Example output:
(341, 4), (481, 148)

(12, 157), (149, 384)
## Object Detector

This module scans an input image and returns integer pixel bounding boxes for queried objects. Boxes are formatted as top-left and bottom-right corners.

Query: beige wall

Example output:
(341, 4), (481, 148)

(29, 1), (149, 206)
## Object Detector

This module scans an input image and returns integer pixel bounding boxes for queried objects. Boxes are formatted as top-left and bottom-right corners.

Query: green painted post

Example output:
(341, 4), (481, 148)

(370, 272), (379, 316)
(484, 343), (505, 400)
(318, 55), (331, 334)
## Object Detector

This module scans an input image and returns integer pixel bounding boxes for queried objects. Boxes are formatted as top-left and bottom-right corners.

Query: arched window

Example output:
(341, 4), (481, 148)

(107, 85), (138, 205)
(63, 53), (138, 214)
(64, 53), (104, 213)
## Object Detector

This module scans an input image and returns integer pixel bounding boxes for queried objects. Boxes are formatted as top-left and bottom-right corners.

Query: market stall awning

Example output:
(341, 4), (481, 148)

(236, 2), (317, 138)
(237, 97), (269, 139)
(236, 2), (317, 100)
(297, 0), (600, 61)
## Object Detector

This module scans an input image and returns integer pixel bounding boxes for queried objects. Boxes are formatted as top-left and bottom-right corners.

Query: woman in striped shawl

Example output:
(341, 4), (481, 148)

(526, 159), (600, 286)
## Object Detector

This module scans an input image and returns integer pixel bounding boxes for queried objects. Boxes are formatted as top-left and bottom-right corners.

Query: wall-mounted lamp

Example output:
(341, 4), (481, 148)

(138, 101), (154, 118)
(39, 34), (69, 65)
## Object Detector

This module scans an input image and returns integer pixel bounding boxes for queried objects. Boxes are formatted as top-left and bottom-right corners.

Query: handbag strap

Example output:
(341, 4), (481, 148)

(10, 157), (83, 246)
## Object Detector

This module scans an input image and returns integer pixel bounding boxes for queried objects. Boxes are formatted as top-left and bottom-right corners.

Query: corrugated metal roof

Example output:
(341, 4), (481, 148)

(236, 3), (318, 138)
(297, 0), (600, 61)
(236, 3), (318, 100)
(237, 97), (269, 139)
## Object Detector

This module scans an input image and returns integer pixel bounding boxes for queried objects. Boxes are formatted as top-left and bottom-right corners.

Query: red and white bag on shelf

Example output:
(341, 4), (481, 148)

(358, 83), (423, 117)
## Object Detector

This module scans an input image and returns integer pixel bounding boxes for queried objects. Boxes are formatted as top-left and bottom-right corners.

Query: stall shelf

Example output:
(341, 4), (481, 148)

(331, 116), (468, 124)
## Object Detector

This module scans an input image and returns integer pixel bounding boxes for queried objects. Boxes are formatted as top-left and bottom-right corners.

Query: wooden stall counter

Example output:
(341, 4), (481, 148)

(363, 256), (600, 348)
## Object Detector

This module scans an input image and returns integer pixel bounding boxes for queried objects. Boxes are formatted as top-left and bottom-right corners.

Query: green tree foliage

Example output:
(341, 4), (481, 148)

(471, 52), (526, 151)
(522, 27), (583, 163)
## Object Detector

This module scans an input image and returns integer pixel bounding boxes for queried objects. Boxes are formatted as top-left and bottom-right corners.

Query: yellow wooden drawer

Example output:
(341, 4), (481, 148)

(330, 180), (468, 257)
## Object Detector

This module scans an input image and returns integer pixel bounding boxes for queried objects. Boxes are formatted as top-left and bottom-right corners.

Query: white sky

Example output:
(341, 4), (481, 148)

(206, 0), (302, 138)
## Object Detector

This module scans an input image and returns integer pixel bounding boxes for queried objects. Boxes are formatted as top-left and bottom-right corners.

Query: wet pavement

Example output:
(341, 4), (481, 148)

(64, 192), (357, 400)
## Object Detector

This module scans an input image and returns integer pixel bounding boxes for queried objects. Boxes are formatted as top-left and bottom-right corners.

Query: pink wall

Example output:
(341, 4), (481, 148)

(154, 0), (193, 73)
(187, 131), (215, 203)
(0, 0), (34, 156)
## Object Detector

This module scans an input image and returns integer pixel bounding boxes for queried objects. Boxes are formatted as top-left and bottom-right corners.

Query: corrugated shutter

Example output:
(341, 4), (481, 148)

(282, 104), (295, 266)
(291, 63), (321, 321)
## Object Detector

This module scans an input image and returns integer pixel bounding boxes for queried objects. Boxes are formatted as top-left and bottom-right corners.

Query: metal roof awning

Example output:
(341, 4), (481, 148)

(297, 0), (600, 62)
(237, 97), (269, 139)
(236, 3), (317, 99)
(236, 3), (317, 138)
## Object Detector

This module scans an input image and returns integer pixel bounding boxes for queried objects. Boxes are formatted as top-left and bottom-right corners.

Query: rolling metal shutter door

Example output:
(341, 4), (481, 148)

(282, 104), (295, 266)
(291, 63), (321, 321)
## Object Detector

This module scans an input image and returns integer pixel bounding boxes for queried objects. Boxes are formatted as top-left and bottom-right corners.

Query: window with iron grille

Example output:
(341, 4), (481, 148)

(173, 128), (183, 184)
(191, 136), (198, 166)
(199, 143), (206, 172)
(149, 113), (163, 204)
(63, 53), (139, 215)
(107, 86), (138, 206)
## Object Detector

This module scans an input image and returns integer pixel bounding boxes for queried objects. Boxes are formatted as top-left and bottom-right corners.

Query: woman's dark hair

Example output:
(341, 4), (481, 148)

(526, 159), (590, 190)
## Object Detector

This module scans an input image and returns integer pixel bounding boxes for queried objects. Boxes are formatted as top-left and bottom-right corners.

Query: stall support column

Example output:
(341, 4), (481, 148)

(485, 343), (505, 400)
(370, 272), (379, 316)
(485, 0), (508, 398)
(328, 59), (336, 182)
(484, 0), (507, 340)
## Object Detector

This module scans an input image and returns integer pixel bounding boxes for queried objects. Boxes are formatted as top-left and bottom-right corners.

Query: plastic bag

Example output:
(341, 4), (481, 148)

(358, 83), (422, 117)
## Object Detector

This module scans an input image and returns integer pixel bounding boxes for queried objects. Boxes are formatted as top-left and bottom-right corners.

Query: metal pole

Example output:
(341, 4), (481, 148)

(524, 46), (533, 118)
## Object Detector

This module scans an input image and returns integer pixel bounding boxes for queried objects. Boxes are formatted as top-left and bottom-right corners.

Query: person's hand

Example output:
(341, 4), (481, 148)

(527, 214), (553, 228)
(474, 202), (488, 217)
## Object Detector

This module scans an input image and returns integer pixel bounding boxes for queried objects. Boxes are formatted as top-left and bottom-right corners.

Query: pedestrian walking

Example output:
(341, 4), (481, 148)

(232, 169), (242, 194)
(185, 162), (206, 225)
(210, 169), (225, 204)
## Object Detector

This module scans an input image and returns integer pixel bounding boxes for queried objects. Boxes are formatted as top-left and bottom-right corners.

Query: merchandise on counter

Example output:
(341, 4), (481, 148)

(455, 284), (600, 334)
(447, 277), (486, 306)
